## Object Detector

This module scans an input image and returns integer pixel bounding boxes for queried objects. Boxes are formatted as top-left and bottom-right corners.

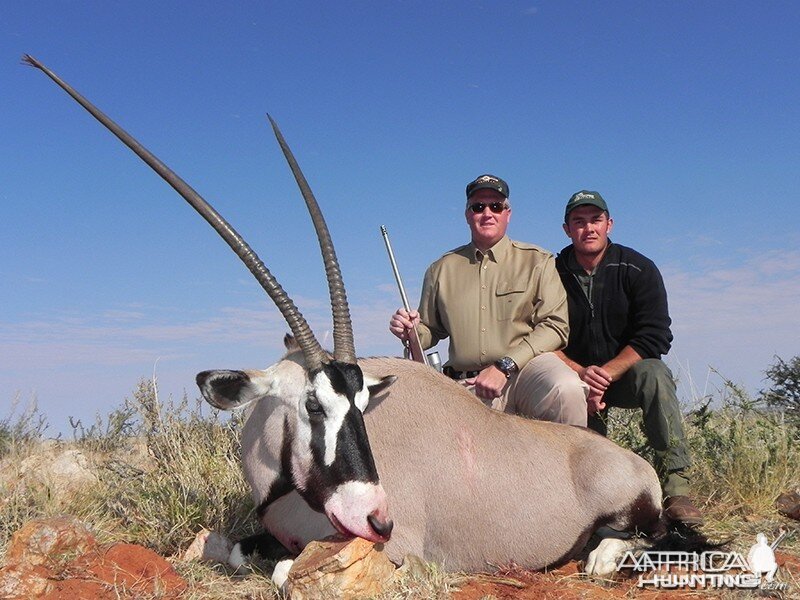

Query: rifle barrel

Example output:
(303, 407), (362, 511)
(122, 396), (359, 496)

(380, 225), (429, 366)
(380, 225), (412, 311)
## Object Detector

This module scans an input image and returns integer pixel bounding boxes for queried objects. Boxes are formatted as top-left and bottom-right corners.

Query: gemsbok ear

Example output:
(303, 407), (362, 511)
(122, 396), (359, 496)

(351, 374), (395, 412)
(196, 370), (263, 410)
(366, 375), (397, 398)
(283, 333), (301, 352)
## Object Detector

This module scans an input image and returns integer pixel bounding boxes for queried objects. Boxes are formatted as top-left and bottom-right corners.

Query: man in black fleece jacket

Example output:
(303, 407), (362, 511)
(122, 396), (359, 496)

(554, 190), (702, 526)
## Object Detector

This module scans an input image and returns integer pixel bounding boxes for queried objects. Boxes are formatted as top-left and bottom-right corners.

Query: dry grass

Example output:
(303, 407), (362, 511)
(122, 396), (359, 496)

(607, 374), (800, 560)
(2, 373), (799, 597)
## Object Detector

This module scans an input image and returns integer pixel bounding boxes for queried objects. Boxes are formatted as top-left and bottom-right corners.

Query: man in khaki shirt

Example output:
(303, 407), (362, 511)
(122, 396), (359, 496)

(389, 174), (587, 425)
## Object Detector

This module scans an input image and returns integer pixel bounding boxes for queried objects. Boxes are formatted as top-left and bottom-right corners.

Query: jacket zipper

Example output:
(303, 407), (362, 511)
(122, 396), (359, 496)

(571, 270), (603, 364)
(571, 272), (594, 318)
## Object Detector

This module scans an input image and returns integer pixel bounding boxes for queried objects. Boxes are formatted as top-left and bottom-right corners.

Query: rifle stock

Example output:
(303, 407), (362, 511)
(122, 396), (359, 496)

(380, 225), (429, 366)
(404, 323), (427, 364)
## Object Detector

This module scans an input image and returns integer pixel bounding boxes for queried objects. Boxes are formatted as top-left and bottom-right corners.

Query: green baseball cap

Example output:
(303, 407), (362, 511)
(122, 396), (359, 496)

(466, 174), (509, 199)
(564, 190), (608, 221)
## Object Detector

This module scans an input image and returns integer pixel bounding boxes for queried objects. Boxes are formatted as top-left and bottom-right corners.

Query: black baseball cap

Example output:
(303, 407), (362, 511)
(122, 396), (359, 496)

(564, 190), (608, 221)
(466, 174), (509, 199)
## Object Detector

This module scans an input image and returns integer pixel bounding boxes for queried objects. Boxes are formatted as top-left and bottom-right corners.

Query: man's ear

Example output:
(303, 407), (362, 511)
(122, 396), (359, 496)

(562, 222), (570, 237)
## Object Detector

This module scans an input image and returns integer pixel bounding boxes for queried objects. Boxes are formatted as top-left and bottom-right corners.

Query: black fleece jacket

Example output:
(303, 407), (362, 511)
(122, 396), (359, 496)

(555, 242), (673, 367)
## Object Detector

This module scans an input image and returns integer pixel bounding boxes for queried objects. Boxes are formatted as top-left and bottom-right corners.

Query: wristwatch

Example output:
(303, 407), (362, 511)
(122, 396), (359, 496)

(494, 356), (518, 378)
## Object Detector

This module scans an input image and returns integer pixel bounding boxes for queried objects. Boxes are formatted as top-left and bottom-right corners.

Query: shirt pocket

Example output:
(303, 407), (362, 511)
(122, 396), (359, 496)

(495, 282), (526, 321)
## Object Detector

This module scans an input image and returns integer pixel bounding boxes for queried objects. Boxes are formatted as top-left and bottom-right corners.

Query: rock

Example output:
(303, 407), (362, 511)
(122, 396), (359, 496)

(20, 447), (98, 493)
(83, 543), (187, 598)
(395, 553), (428, 580)
(776, 490), (800, 520)
(0, 516), (187, 599)
(0, 563), (53, 599)
(286, 536), (396, 599)
(5, 516), (97, 568)
(182, 528), (234, 564)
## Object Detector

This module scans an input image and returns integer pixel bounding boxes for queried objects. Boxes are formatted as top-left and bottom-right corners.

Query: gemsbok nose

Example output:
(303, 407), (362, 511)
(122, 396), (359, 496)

(368, 512), (394, 540)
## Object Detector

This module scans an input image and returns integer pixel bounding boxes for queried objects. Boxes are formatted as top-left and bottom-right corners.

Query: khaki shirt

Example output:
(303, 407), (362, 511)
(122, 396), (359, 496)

(416, 235), (569, 371)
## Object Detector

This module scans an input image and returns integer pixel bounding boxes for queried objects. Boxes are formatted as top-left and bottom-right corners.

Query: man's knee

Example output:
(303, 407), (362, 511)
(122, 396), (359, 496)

(513, 359), (588, 426)
(612, 359), (678, 410)
(552, 377), (589, 427)
(552, 375), (589, 404)
(628, 359), (676, 391)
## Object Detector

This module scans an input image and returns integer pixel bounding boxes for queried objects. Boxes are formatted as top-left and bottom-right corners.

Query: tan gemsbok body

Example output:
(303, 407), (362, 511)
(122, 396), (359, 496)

(221, 342), (664, 571)
(26, 55), (671, 575)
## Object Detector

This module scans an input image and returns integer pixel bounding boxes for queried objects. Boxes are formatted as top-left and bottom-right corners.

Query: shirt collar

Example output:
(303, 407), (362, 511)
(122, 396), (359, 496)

(566, 247), (586, 273)
(469, 235), (511, 263)
(565, 239), (614, 274)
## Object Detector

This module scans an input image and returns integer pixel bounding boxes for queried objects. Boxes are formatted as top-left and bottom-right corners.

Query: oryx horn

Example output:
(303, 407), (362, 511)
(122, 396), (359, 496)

(22, 54), (332, 370)
(268, 115), (356, 364)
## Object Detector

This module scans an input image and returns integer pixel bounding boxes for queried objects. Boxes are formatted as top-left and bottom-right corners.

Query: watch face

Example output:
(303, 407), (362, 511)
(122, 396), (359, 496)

(496, 357), (516, 374)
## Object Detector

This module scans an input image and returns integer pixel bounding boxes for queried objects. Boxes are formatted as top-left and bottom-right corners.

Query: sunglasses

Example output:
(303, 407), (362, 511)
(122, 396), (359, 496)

(469, 201), (508, 214)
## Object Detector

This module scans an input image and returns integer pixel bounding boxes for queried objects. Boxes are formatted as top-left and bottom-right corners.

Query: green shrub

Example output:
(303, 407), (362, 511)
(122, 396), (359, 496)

(88, 378), (255, 556)
(607, 373), (800, 521)
(0, 394), (47, 459)
(761, 355), (800, 426)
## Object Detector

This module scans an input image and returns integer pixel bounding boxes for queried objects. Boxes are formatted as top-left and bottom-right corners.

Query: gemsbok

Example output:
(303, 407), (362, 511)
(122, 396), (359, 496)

(26, 55), (707, 581)
(23, 54), (393, 546)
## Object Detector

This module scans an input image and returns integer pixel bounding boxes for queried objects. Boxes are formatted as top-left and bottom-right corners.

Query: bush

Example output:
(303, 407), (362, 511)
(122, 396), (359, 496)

(761, 355), (800, 425)
(0, 379), (255, 562)
(0, 394), (47, 458)
(607, 373), (800, 520)
(88, 378), (255, 556)
(686, 377), (799, 516)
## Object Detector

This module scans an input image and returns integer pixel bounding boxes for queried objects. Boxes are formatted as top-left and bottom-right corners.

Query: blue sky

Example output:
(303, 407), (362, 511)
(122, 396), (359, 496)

(2, 1), (798, 433)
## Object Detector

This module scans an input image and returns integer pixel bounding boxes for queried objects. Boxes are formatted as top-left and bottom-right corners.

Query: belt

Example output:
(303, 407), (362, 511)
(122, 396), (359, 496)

(443, 366), (481, 380)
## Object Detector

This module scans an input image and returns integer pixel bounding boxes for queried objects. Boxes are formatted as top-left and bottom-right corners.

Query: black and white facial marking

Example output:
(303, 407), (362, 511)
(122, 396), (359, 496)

(195, 348), (395, 543)
(293, 360), (394, 542)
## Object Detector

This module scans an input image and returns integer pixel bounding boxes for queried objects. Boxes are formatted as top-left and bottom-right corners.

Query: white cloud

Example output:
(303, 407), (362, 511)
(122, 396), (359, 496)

(3, 251), (796, 432)
(663, 248), (800, 401)
(0, 298), (342, 432)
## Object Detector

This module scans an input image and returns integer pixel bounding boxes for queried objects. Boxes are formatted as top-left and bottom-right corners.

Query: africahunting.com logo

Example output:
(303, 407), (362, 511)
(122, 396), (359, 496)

(617, 531), (790, 591)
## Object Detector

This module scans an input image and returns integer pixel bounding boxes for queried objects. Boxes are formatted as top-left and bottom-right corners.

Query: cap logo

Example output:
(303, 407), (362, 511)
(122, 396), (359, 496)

(467, 174), (508, 198)
(572, 192), (594, 201)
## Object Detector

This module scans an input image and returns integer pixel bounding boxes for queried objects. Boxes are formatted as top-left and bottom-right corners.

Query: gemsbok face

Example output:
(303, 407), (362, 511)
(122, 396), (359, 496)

(196, 335), (395, 542)
(24, 54), (394, 543)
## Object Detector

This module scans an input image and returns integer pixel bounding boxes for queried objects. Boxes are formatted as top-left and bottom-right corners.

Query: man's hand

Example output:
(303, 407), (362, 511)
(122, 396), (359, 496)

(389, 308), (420, 341)
(580, 365), (613, 397)
(466, 366), (508, 400)
(580, 365), (611, 416)
(586, 390), (607, 416)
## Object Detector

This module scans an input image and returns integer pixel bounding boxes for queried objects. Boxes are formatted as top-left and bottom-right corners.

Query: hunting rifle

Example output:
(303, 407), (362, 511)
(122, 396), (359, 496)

(380, 225), (431, 367)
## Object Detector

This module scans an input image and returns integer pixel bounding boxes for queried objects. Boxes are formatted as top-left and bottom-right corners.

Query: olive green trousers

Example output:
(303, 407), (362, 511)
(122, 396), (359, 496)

(588, 359), (692, 498)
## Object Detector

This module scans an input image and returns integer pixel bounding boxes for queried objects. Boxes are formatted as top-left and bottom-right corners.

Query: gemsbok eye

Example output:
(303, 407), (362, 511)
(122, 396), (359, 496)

(305, 397), (324, 416)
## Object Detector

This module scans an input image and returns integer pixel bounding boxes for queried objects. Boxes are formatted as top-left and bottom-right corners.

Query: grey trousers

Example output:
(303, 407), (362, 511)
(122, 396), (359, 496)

(588, 359), (692, 497)
(465, 352), (589, 426)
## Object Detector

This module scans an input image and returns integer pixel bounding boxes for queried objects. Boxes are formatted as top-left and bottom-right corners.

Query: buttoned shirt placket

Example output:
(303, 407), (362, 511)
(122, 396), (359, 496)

(476, 247), (494, 367)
